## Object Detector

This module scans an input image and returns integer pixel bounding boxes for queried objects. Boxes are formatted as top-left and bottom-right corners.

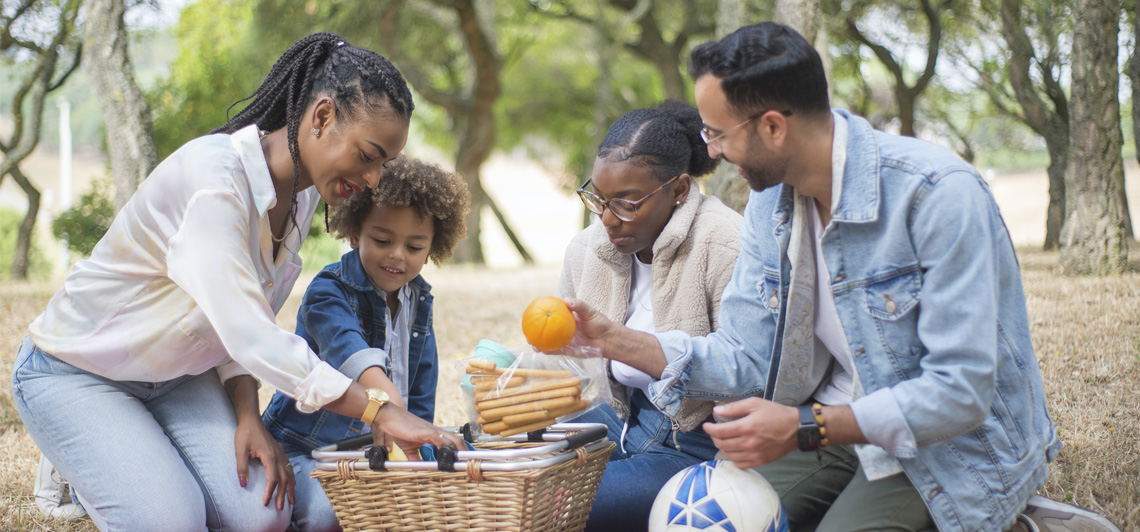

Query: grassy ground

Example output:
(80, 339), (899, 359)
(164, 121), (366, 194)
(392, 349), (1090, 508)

(1, 253), (1138, 531)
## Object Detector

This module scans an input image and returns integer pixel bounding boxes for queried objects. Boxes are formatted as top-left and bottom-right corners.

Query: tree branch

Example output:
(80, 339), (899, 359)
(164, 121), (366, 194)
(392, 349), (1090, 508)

(377, 1), (463, 115)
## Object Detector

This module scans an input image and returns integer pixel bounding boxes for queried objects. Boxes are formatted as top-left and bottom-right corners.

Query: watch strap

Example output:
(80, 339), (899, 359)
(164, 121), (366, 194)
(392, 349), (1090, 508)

(796, 404), (821, 452)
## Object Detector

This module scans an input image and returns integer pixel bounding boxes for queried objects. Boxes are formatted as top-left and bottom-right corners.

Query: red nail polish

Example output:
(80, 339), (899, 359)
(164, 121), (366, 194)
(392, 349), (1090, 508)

(240, 477), (247, 488)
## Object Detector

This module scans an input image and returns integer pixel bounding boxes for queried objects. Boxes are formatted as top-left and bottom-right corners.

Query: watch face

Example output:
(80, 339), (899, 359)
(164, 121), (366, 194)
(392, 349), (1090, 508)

(368, 389), (389, 402)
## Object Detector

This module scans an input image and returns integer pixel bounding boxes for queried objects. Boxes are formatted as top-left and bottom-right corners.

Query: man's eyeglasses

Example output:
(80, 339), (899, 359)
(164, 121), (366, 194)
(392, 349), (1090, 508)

(700, 116), (757, 146)
(577, 174), (683, 222)
(700, 109), (792, 148)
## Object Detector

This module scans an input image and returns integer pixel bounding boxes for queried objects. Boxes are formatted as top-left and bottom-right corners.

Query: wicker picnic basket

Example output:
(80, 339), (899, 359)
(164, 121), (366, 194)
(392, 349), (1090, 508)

(311, 423), (615, 532)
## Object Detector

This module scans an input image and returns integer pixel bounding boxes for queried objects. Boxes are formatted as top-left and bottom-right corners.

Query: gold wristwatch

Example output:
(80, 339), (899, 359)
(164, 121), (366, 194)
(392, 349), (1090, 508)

(360, 388), (390, 425)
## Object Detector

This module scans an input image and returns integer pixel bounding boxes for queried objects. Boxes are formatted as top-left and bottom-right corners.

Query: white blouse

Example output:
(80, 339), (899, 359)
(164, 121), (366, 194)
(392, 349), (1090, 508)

(28, 125), (351, 412)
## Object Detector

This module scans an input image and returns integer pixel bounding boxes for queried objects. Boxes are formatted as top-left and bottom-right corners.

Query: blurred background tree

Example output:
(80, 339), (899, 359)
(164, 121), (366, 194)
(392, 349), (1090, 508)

(0, 0), (82, 280)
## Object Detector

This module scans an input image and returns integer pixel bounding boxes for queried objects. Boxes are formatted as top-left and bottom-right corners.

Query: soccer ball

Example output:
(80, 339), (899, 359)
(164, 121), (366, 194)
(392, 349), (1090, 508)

(648, 460), (789, 532)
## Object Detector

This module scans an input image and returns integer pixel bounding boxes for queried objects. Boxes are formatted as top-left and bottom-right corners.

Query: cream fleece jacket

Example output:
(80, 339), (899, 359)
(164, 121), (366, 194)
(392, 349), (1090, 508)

(556, 185), (742, 431)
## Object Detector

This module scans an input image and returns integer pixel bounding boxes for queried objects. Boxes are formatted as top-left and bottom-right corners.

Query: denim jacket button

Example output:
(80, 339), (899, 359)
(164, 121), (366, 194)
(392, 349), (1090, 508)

(412, 332), (418, 338)
(769, 296), (779, 308)
(885, 300), (897, 313)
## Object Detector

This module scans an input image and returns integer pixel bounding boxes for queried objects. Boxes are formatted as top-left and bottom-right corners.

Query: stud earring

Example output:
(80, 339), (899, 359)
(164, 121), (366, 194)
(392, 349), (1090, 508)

(312, 127), (321, 138)
(675, 201), (681, 206)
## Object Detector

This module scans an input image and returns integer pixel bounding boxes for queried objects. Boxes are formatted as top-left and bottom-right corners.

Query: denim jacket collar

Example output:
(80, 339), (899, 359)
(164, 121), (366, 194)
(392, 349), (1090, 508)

(771, 110), (882, 228)
(337, 248), (431, 296)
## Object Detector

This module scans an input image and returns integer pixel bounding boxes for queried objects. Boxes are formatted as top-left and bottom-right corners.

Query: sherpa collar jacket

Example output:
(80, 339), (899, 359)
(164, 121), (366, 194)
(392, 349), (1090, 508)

(556, 185), (742, 431)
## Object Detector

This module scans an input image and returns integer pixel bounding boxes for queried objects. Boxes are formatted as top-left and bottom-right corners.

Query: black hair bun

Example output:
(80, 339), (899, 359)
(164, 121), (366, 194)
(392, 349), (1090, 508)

(656, 99), (719, 178)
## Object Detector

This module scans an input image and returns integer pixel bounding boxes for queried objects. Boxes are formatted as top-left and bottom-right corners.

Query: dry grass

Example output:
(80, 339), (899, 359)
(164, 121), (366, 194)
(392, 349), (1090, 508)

(1, 255), (1139, 531)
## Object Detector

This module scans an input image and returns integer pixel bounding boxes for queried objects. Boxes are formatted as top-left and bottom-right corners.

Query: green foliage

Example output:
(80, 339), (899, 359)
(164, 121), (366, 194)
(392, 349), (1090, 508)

(0, 210), (50, 281)
(51, 180), (115, 257)
(147, 0), (267, 159)
(300, 229), (344, 273)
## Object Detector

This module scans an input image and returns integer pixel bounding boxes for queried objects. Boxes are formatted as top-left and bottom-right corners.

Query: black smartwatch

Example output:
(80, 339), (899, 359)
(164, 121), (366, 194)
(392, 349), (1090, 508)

(796, 404), (822, 452)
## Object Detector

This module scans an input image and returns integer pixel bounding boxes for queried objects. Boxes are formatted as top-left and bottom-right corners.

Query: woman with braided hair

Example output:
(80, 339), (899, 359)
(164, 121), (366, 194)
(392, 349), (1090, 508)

(12, 32), (463, 531)
(556, 99), (742, 531)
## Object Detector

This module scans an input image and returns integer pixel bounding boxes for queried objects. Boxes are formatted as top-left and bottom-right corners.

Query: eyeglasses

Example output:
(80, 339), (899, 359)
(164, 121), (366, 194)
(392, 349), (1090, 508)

(700, 116), (757, 146)
(700, 109), (792, 148)
(577, 174), (683, 222)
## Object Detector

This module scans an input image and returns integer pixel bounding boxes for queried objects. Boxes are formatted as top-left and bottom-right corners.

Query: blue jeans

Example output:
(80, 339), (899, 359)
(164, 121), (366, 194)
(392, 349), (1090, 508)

(284, 448), (341, 532)
(577, 391), (718, 532)
(11, 337), (291, 532)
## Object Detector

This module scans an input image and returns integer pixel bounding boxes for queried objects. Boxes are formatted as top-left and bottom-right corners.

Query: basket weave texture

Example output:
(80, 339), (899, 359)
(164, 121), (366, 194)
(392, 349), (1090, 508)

(313, 440), (615, 532)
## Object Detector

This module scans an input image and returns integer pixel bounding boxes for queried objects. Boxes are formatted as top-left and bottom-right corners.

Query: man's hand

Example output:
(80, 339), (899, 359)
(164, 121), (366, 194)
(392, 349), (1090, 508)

(702, 397), (800, 470)
(562, 297), (617, 352)
(234, 421), (295, 510)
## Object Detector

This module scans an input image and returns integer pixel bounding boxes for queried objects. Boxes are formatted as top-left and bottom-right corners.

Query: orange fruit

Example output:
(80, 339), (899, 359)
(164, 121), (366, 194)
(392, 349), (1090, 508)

(522, 296), (576, 352)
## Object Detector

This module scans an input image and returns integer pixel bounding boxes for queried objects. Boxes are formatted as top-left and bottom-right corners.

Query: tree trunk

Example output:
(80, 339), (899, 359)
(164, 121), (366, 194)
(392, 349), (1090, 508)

(995, 0), (1070, 250)
(897, 89), (916, 137)
(9, 166), (40, 279)
(449, 0), (500, 265)
(704, 0), (761, 213)
(82, 0), (158, 212)
(846, 0), (942, 138)
(1060, 0), (1128, 275)
(1042, 134), (1067, 250)
(774, 0), (822, 45)
(0, 0), (82, 280)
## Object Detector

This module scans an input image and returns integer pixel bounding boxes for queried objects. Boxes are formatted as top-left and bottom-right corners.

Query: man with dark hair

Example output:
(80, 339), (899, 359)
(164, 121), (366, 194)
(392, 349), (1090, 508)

(564, 22), (1119, 532)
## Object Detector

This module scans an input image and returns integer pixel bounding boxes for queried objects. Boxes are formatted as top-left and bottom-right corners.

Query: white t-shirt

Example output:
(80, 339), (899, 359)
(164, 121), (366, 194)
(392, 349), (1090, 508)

(28, 125), (351, 412)
(612, 256), (655, 392)
(383, 284), (414, 404)
(808, 198), (856, 406)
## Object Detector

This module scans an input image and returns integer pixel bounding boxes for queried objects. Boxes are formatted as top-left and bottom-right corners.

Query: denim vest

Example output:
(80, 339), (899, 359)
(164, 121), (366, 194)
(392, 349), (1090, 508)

(651, 110), (1060, 531)
(262, 249), (437, 452)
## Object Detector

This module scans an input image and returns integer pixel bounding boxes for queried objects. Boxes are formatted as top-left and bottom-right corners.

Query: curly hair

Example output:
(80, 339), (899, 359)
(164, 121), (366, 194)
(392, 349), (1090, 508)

(329, 155), (470, 265)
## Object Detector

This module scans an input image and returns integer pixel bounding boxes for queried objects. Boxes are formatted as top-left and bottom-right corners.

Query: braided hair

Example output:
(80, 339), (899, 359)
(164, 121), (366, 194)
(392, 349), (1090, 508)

(212, 32), (415, 242)
(596, 99), (719, 183)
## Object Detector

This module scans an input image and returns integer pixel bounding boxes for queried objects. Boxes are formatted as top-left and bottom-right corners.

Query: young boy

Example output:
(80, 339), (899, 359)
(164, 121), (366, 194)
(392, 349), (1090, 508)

(262, 155), (469, 532)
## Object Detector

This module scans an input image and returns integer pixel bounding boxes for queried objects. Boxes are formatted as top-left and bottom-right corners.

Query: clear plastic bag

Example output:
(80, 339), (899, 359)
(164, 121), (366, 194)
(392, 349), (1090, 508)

(459, 339), (611, 437)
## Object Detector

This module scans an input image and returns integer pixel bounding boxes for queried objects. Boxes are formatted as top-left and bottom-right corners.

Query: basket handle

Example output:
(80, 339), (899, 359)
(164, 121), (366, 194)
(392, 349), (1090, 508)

(563, 425), (607, 450)
(329, 434), (375, 451)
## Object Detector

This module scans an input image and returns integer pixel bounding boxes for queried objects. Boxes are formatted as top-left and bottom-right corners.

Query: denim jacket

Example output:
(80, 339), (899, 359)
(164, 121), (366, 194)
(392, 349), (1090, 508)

(262, 249), (437, 452)
(650, 110), (1060, 531)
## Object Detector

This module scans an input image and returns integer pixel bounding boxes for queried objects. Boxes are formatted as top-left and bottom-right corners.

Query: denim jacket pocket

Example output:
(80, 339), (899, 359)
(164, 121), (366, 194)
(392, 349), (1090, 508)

(864, 268), (923, 357)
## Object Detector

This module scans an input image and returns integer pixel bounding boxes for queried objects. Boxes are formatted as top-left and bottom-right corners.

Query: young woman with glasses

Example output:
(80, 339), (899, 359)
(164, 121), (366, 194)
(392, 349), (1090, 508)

(557, 99), (743, 532)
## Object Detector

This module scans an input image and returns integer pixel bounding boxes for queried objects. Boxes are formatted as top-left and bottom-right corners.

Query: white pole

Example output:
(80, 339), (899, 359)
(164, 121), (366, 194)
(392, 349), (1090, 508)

(57, 97), (72, 275)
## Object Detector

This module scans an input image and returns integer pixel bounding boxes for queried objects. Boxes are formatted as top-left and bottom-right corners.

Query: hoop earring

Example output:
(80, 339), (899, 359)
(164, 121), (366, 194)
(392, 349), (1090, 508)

(312, 128), (321, 138)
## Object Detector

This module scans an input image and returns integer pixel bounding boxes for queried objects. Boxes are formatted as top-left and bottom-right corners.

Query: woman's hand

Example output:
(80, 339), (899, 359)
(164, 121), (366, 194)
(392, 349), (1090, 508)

(234, 420), (295, 510)
(371, 405), (466, 453)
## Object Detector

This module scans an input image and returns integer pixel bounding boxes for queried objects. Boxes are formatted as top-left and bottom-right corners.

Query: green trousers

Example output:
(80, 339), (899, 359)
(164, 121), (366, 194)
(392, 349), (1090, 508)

(751, 445), (935, 532)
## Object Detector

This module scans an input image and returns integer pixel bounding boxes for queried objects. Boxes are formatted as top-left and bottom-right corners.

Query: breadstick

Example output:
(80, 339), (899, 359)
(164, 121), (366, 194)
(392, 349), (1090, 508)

(468, 366), (574, 378)
(473, 376), (526, 392)
(475, 376), (582, 402)
(479, 420), (509, 435)
(501, 410), (549, 427)
(478, 396), (580, 423)
(543, 399), (591, 419)
(467, 359), (498, 372)
(476, 386), (580, 412)
(482, 400), (592, 435)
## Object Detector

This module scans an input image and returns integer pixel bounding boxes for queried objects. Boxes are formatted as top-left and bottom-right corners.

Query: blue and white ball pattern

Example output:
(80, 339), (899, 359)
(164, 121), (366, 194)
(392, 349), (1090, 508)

(648, 460), (789, 532)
